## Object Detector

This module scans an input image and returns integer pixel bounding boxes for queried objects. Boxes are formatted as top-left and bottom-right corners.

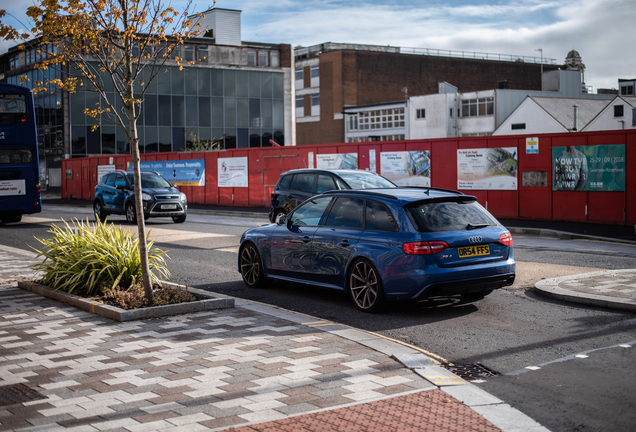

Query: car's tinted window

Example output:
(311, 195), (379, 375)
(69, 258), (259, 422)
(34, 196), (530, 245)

(290, 196), (332, 226)
(290, 173), (314, 193)
(278, 174), (292, 190)
(325, 197), (364, 229)
(113, 174), (126, 188)
(316, 174), (337, 194)
(103, 173), (115, 186)
(338, 172), (396, 189)
(406, 199), (499, 232)
(365, 200), (398, 232)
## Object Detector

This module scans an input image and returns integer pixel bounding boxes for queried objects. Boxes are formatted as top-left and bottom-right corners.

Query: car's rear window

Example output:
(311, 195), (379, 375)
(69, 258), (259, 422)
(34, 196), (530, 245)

(338, 172), (396, 189)
(405, 199), (499, 232)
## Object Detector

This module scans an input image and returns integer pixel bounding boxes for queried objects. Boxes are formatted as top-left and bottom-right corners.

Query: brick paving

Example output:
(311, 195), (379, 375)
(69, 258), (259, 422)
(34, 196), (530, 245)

(555, 270), (636, 299)
(0, 245), (554, 432)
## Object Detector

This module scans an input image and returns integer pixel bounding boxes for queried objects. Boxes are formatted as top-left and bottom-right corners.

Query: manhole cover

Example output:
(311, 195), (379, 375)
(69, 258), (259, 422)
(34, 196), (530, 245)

(442, 363), (499, 380)
(0, 383), (45, 407)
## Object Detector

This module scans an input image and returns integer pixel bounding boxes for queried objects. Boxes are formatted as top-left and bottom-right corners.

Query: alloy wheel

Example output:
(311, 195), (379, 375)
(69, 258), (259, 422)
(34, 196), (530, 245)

(240, 244), (263, 287)
(349, 260), (383, 311)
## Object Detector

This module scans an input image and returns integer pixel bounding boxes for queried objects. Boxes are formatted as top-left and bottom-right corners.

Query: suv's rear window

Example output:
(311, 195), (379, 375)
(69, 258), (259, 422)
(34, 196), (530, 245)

(406, 199), (499, 232)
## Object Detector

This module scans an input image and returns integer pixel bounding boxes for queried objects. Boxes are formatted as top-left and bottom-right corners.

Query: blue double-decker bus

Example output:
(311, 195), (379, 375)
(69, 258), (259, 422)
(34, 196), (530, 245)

(0, 83), (41, 224)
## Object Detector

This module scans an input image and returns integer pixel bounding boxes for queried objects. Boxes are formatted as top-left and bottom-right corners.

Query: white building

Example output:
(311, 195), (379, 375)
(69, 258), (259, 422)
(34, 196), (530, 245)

(493, 95), (636, 135)
(343, 69), (616, 142)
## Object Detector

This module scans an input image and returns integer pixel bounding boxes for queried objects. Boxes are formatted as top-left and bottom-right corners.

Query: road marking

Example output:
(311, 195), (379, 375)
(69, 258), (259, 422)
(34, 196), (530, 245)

(508, 339), (636, 376)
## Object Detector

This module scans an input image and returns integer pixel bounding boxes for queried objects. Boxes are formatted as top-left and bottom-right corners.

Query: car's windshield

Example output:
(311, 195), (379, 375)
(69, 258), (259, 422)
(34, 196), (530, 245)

(126, 173), (172, 189)
(406, 199), (499, 232)
(338, 172), (396, 189)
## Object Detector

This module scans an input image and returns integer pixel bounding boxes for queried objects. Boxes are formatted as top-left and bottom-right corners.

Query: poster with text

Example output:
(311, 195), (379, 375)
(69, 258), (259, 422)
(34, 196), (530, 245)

(128, 159), (205, 186)
(457, 147), (518, 190)
(552, 144), (625, 191)
(218, 157), (248, 187)
(380, 151), (431, 186)
(316, 153), (358, 170)
(97, 165), (116, 183)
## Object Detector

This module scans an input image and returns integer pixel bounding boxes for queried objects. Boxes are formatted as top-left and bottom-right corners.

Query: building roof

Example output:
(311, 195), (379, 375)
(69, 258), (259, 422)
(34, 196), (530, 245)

(531, 97), (610, 130)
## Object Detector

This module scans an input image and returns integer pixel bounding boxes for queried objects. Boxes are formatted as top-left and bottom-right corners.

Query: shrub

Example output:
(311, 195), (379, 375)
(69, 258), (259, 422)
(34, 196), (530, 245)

(32, 218), (170, 296)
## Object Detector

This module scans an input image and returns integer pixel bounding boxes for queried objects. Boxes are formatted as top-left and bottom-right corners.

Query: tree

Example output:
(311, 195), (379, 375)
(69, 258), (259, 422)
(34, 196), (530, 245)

(1, 0), (208, 302)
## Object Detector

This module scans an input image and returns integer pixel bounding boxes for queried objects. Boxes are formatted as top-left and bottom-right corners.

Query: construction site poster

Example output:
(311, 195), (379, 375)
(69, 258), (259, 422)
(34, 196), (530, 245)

(457, 148), (518, 190)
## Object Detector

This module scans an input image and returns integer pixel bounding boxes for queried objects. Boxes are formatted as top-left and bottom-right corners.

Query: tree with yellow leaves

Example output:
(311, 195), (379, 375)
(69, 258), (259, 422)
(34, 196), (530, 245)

(1, 0), (209, 302)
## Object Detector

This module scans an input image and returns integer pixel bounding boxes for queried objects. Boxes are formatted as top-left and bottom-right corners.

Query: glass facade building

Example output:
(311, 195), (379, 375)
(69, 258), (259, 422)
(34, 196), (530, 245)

(68, 66), (286, 157)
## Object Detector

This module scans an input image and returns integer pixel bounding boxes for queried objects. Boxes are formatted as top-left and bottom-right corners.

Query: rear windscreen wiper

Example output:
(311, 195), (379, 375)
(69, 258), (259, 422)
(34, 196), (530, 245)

(466, 223), (496, 230)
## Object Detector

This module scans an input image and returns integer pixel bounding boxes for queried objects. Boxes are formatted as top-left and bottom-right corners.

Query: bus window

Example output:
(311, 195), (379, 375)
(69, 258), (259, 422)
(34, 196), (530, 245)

(0, 94), (28, 125)
(0, 148), (32, 164)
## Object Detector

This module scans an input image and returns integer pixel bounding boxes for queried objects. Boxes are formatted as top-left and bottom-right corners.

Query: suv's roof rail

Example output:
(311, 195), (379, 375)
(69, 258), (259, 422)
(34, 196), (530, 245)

(395, 186), (465, 195)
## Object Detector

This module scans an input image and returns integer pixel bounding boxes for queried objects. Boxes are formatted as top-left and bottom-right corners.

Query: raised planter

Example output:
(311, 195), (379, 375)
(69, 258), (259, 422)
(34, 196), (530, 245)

(17, 280), (234, 321)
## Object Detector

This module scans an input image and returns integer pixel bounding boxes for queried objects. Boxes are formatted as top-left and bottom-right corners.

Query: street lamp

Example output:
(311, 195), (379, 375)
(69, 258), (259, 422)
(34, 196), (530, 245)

(535, 48), (543, 74)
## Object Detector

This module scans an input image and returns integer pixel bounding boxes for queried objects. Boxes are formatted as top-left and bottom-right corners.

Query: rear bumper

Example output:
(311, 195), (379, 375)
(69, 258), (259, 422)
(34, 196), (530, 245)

(413, 273), (516, 300)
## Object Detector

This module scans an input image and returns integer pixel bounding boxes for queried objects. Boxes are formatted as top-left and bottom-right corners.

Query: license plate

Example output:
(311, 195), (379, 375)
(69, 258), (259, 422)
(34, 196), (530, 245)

(458, 245), (490, 258)
(162, 204), (177, 210)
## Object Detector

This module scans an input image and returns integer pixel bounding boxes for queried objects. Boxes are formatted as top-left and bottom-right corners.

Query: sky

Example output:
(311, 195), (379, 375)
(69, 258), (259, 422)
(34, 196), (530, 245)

(2, 0), (634, 92)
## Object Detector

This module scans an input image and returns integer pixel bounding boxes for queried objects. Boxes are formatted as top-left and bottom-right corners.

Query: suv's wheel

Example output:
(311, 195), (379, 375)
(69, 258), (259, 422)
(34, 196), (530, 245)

(274, 210), (286, 224)
(239, 243), (266, 287)
(125, 203), (137, 224)
(94, 200), (107, 222)
(348, 258), (385, 312)
(172, 215), (187, 223)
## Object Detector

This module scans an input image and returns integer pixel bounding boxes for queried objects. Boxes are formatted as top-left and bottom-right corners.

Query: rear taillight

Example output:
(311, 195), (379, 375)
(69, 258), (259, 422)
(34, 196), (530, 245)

(36, 183), (41, 197)
(403, 241), (449, 255)
(498, 232), (513, 246)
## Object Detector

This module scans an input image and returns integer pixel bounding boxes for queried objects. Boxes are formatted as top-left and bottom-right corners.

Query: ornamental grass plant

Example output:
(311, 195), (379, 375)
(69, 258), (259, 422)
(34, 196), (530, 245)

(32, 218), (170, 297)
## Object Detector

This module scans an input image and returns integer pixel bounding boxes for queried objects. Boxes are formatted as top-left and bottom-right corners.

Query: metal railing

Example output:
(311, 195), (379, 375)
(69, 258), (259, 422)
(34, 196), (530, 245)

(398, 46), (557, 64)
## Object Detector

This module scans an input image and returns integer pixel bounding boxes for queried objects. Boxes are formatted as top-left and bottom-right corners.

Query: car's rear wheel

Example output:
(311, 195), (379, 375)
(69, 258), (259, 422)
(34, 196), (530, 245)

(461, 289), (493, 300)
(125, 203), (137, 224)
(348, 259), (385, 312)
(172, 215), (187, 223)
(94, 200), (106, 222)
(239, 243), (266, 288)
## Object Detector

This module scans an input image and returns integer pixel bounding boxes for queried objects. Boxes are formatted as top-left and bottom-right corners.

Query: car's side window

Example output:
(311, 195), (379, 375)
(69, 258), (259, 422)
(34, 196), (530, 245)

(316, 174), (337, 194)
(289, 197), (332, 227)
(325, 197), (364, 229)
(114, 174), (126, 188)
(291, 173), (315, 193)
(278, 174), (292, 190)
(365, 200), (399, 232)
(104, 173), (115, 187)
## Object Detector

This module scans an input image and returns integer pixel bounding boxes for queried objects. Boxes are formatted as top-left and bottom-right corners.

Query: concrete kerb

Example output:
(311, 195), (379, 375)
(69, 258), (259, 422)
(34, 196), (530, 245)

(17, 280), (235, 321)
(534, 269), (636, 313)
(507, 226), (636, 246)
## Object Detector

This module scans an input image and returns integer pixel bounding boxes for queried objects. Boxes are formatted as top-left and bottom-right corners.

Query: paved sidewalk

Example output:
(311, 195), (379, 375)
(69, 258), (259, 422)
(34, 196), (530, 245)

(0, 245), (549, 432)
(535, 269), (636, 313)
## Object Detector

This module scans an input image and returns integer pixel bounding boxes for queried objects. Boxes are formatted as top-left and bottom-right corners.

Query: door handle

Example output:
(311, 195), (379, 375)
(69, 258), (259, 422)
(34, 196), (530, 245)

(302, 236), (312, 243)
(339, 239), (351, 247)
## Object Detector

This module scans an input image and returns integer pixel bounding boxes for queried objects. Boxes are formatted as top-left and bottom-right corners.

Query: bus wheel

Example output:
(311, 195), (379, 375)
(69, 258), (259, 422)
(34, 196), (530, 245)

(1, 215), (22, 224)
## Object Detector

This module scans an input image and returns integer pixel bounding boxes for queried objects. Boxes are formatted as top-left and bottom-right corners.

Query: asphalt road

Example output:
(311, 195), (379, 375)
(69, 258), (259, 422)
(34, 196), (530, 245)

(3, 206), (636, 432)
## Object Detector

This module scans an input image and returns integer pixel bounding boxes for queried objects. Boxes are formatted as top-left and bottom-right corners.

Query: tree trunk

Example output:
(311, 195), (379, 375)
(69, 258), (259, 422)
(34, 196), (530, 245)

(128, 93), (153, 303)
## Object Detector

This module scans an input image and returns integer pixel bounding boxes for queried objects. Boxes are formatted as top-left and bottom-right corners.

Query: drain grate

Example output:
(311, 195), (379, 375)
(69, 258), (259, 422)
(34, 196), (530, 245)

(442, 363), (500, 380)
(0, 383), (46, 407)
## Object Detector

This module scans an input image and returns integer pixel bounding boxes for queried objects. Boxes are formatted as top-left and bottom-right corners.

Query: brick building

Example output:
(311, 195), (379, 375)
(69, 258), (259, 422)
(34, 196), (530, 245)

(294, 43), (563, 145)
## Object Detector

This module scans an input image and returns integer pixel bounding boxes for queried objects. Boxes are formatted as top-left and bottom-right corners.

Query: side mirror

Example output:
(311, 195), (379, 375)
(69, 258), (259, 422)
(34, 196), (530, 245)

(277, 215), (287, 226)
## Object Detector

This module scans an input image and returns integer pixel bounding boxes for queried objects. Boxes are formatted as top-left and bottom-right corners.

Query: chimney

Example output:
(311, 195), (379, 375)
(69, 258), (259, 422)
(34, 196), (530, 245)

(573, 105), (579, 131)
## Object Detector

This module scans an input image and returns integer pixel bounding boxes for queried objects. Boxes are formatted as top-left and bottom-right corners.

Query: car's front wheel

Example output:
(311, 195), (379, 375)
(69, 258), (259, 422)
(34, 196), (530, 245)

(125, 203), (137, 224)
(94, 200), (106, 222)
(239, 243), (266, 288)
(348, 258), (385, 312)
(172, 215), (187, 223)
